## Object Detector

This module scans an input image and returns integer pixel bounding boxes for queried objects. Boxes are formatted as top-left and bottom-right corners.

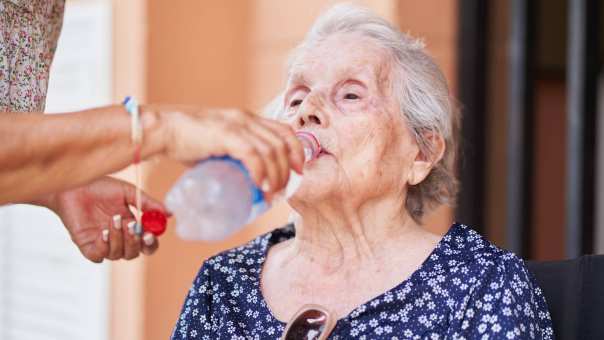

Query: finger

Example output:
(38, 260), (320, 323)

(141, 232), (159, 256)
(107, 214), (125, 260)
(222, 108), (253, 122)
(261, 119), (305, 173)
(247, 121), (291, 190)
(222, 131), (266, 187)
(127, 219), (137, 237)
(122, 220), (141, 260)
(242, 130), (282, 193)
(87, 228), (110, 263)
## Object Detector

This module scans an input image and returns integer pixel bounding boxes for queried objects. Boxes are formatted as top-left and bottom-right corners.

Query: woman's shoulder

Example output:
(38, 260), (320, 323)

(434, 224), (554, 339)
(436, 223), (550, 315)
(173, 226), (294, 340)
(201, 224), (295, 279)
(435, 223), (536, 286)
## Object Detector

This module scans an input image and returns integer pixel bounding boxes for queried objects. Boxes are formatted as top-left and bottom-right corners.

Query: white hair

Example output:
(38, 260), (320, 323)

(265, 3), (460, 221)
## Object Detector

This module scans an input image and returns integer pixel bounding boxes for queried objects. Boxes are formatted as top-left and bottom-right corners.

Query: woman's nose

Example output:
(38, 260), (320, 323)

(296, 95), (329, 129)
(298, 111), (322, 127)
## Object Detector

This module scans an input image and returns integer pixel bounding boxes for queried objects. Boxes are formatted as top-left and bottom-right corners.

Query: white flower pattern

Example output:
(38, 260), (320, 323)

(172, 223), (554, 339)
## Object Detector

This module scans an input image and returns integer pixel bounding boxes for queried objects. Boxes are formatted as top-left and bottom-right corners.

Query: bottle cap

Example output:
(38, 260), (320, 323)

(142, 210), (168, 236)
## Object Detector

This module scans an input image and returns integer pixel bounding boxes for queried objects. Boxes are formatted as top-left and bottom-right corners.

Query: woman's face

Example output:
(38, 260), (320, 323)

(283, 33), (421, 207)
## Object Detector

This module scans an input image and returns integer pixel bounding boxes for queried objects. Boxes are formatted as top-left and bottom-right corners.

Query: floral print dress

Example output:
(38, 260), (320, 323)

(172, 223), (555, 339)
(0, 0), (65, 112)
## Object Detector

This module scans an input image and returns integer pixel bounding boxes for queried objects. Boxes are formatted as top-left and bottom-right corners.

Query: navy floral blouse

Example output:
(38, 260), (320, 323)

(172, 223), (554, 339)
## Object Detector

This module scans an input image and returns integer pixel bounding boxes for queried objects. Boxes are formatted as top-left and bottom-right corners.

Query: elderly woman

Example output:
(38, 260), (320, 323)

(172, 5), (554, 340)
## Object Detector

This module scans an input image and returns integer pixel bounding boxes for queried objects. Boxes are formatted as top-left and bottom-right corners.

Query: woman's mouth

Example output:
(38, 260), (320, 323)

(317, 148), (332, 158)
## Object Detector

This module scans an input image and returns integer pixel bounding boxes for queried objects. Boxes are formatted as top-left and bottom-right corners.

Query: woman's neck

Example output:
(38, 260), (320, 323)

(285, 193), (433, 275)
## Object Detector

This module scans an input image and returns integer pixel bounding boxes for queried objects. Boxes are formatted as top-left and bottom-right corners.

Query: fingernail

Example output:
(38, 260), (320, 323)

(112, 214), (122, 230)
(127, 221), (136, 235)
(143, 232), (155, 246)
(261, 180), (271, 192)
(102, 229), (109, 242)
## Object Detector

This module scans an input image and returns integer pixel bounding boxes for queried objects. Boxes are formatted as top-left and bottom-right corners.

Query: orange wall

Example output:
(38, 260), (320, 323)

(398, 0), (458, 93)
(135, 2), (458, 339)
(143, 3), (249, 340)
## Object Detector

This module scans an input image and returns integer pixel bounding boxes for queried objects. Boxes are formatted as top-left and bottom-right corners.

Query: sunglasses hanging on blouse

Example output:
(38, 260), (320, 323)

(281, 304), (336, 340)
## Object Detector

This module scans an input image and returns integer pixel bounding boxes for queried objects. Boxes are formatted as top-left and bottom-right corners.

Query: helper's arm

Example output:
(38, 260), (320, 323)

(0, 105), (304, 205)
(0, 106), (164, 204)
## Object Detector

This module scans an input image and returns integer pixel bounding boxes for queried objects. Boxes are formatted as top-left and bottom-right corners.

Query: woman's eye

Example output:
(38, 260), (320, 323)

(290, 99), (303, 107)
(344, 93), (359, 100)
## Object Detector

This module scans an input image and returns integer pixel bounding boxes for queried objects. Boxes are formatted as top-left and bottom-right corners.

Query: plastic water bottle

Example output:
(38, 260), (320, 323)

(165, 132), (321, 241)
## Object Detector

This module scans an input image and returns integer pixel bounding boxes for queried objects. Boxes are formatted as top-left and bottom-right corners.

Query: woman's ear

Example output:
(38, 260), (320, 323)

(407, 131), (446, 186)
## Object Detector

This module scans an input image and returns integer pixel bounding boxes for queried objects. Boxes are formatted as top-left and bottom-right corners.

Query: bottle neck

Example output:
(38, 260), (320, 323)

(296, 131), (321, 162)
